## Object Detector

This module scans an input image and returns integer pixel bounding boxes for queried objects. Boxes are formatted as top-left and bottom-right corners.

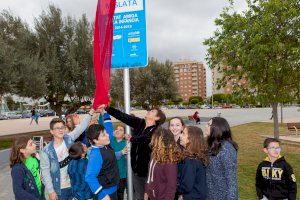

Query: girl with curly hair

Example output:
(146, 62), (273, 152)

(177, 126), (209, 200)
(144, 127), (183, 199)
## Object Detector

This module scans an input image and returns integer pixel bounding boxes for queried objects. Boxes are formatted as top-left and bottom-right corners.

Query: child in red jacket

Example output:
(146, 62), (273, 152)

(144, 127), (183, 200)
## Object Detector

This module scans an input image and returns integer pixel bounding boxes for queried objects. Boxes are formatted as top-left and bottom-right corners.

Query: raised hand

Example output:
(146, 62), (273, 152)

(122, 146), (129, 155)
(125, 134), (132, 141)
(96, 104), (107, 114)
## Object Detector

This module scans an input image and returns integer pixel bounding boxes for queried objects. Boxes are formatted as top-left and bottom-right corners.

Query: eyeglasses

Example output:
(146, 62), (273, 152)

(53, 126), (66, 131)
(267, 147), (281, 151)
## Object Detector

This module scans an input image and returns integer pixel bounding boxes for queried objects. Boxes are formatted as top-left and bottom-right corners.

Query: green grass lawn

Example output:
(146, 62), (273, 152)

(0, 140), (12, 150)
(232, 122), (300, 199)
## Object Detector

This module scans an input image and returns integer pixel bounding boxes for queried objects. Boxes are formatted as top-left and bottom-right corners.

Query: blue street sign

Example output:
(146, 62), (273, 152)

(112, 0), (148, 68)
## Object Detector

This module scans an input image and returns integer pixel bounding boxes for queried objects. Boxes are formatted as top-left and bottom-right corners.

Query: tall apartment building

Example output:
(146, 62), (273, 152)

(212, 67), (228, 94)
(173, 60), (206, 102)
(212, 66), (247, 94)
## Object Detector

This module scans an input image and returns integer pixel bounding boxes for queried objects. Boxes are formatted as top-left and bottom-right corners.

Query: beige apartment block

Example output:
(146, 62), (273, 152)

(212, 66), (247, 95)
(173, 60), (206, 102)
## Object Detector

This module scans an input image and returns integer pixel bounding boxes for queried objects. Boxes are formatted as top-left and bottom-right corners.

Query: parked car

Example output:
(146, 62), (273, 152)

(40, 109), (55, 117)
(200, 104), (210, 109)
(160, 106), (169, 110)
(187, 105), (198, 109)
(213, 105), (223, 109)
(5, 112), (22, 119)
(232, 105), (241, 109)
(0, 114), (8, 120)
(222, 104), (233, 109)
(22, 110), (32, 118)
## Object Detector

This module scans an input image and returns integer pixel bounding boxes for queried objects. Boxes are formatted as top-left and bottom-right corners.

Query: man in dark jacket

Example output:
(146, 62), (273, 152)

(256, 138), (297, 200)
(105, 106), (166, 200)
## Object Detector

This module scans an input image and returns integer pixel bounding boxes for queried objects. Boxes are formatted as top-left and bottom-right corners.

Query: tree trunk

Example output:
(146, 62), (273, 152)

(66, 104), (81, 115)
(48, 102), (63, 118)
(271, 102), (280, 139)
(53, 106), (62, 118)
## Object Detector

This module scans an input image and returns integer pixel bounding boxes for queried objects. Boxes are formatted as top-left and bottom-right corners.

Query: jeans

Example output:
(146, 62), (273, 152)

(132, 173), (146, 200)
(58, 188), (73, 200)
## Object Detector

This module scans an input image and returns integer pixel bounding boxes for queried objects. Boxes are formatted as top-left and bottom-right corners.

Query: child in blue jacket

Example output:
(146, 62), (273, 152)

(68, 141), (93, 200)
(85, 111), (122, 200)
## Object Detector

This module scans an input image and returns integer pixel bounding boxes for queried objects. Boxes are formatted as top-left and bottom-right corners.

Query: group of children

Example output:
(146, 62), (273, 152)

(10, 106), (297, 200)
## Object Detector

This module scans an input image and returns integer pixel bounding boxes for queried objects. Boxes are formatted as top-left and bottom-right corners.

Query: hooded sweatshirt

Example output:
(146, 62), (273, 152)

(256, 156), (297, 200)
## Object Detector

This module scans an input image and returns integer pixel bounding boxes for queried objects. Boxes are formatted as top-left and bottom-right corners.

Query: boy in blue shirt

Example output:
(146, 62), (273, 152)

(85, 112), (120, 200)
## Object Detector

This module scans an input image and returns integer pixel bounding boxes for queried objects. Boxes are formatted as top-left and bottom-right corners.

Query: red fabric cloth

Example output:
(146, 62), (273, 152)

(92, 0), (116, 109)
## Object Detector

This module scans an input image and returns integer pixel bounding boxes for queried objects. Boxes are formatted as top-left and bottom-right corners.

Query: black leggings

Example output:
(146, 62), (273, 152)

(117, 178), (127, 200)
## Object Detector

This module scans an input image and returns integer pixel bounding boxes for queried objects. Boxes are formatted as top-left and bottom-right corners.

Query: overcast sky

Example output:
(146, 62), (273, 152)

(0, 0), (248, 97)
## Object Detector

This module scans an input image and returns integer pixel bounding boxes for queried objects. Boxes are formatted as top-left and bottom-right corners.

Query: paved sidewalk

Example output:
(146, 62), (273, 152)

(0, 165), (14, 200)
(0, 112), (145, 136)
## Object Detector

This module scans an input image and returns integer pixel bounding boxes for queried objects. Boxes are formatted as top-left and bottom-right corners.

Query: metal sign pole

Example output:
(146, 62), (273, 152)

(124, 68), (133, 200)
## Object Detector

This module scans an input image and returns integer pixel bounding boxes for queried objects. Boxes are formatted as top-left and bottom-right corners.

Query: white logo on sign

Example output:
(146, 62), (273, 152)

(115, 0), (143, 14)
(113, 35), (122, 40)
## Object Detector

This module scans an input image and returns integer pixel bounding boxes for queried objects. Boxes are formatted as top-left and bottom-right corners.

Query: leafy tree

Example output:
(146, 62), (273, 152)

(110, 70), (124, 107)
(0, 10), (46, 108)
(110, 58), (178, 108)
(210, 93), (228, 103)
(0, 11), (18, 98)
(110, 69), (136, 107)
(204, 0), (300, 138)
(5, 96), (15, 110)
(33, 5), (94, 115)
(190, 98), (199, 105)
(172, 97), (183, 105)
(182, 101), (189, 106)
(167, 101), (174, 106)
(189, 96), (203, 104)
